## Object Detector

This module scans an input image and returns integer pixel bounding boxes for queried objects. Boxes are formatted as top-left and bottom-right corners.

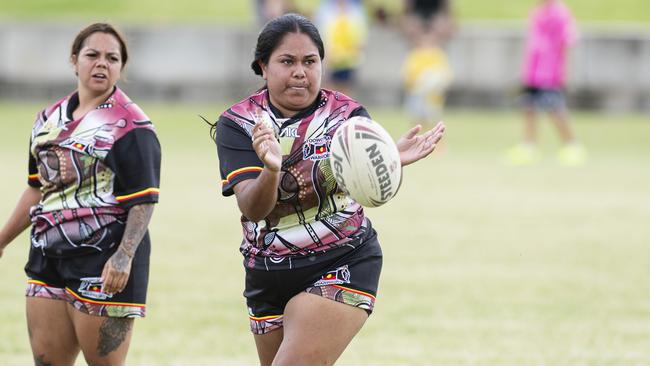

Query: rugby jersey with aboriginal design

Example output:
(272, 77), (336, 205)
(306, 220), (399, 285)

(216, 89), (372, 268)
(27, 87), (161, 257)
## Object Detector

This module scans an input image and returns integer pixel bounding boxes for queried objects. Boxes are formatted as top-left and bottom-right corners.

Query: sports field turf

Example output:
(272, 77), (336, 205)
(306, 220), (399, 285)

(0, 0), (649, 24)
(1, 102), (649, 365)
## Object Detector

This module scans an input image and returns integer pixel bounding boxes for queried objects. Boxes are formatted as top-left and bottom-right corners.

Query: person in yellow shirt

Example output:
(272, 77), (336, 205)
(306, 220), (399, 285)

(316, 0), (368, 96)
(402, 44), (452, 126)
(401, 0), (455, 128)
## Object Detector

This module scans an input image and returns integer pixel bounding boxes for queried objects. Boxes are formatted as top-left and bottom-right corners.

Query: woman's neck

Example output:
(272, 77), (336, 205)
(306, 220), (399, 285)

(267, 91), (319, 119)
(268, 96), (298, 118)
(73, 87), (114, 120)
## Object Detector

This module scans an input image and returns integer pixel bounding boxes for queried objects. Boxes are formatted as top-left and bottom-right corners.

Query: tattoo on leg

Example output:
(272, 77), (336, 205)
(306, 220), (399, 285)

(34, 354), (52, 366)
(97, 318), (132, 357)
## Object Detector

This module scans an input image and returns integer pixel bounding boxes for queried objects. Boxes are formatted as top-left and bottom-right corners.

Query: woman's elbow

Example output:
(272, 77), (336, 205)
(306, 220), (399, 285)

(238, 204), (269, 222)
(245, 214), (265, 222)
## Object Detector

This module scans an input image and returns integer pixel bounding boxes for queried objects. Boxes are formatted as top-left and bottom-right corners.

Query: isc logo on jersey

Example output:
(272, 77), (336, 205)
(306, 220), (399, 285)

(329, 116), (402, 207)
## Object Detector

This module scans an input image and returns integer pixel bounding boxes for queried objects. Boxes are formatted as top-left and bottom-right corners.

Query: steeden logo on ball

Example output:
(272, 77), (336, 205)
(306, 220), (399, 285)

(329, 116), (402, 207)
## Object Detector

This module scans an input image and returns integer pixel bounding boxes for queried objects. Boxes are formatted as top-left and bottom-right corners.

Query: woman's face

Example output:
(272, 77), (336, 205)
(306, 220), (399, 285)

(260, 32), (322, 117)
(72, 32), (123, 97)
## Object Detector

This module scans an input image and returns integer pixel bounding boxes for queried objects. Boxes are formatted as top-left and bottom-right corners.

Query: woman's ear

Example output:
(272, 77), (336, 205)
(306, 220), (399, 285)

(259, 61), (267, 80)
(71, 55), (79, 76)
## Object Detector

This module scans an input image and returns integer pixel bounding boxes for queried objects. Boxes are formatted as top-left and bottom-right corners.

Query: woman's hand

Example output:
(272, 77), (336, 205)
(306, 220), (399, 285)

(101, 248), (133, 295)
(100, 203), (154, 295)
(397, 121), (446, 166)
(252, 122), (282, 172)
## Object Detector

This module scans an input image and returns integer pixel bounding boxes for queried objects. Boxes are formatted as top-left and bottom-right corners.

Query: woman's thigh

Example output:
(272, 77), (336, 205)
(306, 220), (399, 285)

(273, 292), (368, 366)
(254, 328), (284, 366)
(68, 306), (134, 366)
(26, 297), (80, 366)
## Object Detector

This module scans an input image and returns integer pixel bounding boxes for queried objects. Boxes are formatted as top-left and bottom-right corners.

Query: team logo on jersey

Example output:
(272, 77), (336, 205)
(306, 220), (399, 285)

(303, 136), (331, 161)
(78, 277), (114, 300)
(279, 127), (300, 138)
(61, 138), (94, 155)
(314, 265), (351, 286)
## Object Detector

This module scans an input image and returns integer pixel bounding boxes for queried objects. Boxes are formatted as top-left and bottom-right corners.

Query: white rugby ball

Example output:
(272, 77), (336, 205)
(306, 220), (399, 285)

(329, 116), (402, 207)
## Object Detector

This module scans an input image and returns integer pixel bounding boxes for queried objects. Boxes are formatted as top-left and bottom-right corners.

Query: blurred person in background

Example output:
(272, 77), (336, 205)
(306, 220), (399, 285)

(254, 0), (298, 25)
(0, 23), (161, 365)
(210, 13), (445, 366)
(506, 0), (586, 165)
(401, 0), (455, 129)
(315, 0), (368, 97)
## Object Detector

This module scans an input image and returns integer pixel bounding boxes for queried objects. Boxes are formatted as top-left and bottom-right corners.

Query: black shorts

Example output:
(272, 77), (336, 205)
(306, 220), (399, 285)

(24, 224), (150, 318)
(244, 228), (383, 334)
(521, 86), (566, 111)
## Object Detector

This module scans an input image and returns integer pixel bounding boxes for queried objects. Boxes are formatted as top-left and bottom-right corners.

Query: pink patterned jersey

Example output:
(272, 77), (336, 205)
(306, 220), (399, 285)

(27, 87), (161, 257)
(216, 89), (371, 267)
(523, 0), (576, 88)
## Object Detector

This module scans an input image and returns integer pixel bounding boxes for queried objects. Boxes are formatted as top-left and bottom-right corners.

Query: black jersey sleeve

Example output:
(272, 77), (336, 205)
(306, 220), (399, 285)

(215, 115), (264, 197)
(349, 106), (372, 119)
(104, 128), (161, 209)
(27, 138), (41, 188)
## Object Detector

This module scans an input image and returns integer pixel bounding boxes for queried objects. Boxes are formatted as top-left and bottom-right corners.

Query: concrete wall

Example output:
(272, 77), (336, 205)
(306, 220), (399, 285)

(1, 22), (649, 111)
(440, 24), (650, 112)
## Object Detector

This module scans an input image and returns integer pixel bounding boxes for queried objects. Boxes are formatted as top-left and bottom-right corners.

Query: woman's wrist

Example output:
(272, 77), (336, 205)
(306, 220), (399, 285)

(0, 229), (10, 248)
(264, 165), (281, 173)
(116, 245), (135, 259)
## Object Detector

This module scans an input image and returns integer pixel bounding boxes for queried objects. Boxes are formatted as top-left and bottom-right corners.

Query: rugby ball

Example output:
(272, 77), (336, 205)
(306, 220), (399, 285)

(329, 116), (402, 207)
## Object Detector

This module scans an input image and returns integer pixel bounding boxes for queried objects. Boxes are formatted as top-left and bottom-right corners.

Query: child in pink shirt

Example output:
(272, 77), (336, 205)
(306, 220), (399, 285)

(524, 0), (575, 89)
(507, 0), (586, 165)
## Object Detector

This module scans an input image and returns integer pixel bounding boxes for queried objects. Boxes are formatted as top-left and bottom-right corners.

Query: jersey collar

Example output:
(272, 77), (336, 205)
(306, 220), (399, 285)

(266, 89), (324, 125)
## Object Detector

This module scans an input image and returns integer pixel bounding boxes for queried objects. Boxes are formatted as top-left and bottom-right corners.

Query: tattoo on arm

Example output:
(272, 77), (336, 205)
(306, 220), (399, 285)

(97, 318), (133, 357)
(112, 204), (154, 270)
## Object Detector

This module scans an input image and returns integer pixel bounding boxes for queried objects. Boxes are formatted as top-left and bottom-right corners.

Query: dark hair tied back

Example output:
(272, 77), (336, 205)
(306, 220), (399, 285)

(251, 13), (325, 76)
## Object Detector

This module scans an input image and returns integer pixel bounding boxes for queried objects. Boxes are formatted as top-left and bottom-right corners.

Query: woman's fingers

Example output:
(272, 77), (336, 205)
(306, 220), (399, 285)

(403, 124), (422, 140)
(101, 261), (130, 295)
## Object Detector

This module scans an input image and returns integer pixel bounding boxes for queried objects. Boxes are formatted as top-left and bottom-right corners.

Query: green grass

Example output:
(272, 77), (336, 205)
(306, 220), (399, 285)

(1, 102), (649, 365)
(0, 1), (254, 25)
(456, 0), (650, 24)
(0, 0), (649, 24)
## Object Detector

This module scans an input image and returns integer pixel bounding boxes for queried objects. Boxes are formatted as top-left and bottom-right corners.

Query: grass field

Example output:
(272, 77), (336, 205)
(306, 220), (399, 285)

(0, 0), (649, 24)
(1, 102), (649, 365)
